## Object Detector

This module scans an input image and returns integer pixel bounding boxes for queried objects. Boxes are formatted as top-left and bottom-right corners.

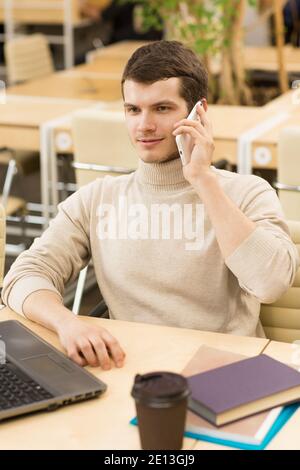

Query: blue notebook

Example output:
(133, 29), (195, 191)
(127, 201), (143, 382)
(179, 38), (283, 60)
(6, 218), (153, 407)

(130, 404), (298, 450)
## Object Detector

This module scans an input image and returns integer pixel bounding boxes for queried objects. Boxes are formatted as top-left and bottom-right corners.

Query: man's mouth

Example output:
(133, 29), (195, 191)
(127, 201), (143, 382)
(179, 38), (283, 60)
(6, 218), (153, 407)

(137, 138), (164, 147)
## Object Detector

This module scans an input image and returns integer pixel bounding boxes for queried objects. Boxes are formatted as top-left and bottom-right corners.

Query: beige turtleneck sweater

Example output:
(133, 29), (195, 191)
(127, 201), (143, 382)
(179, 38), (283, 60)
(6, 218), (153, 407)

(2, 158), (299, 337)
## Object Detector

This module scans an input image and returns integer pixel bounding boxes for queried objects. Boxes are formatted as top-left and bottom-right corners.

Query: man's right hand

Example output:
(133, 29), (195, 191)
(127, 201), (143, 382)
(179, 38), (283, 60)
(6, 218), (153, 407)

(56, 315), (126, 369)
(22, 290), (126, 370)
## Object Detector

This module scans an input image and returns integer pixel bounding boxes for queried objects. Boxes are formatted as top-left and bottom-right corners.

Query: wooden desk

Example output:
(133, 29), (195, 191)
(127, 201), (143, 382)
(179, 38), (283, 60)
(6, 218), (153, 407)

(89, 40), (149, 60)
(64, 55), (127, 82)
(52, 98), (300, 176)
(3, 58), (125, 222)
(251, 109), (300, 166)
(0, 96), (100, 223)
(3, 55), (299, 223)
(2, 54), (130, 154)
(69, 57), (127, 77)
(263, 89), (299, 112)
(0, 0), (82, 25)
(263, 340), (299, 370)
(7, 73), (123, 102)
(0, 0), (111, 69)
(210, 99), (300, 171)
(92, 43), (300, 75)
(244, 46), (300, 73)
(6, 45), (298, 171)
(6, 90), (297, 171)
(0, 96), (93, 151)
(208, 105), (269, 167)
(53, 103), (266, 153)
(193, 340), (300, 450)
(256, 340), (300, 450)
(52, 102), (275, 167)
(0, 307), (268, 450)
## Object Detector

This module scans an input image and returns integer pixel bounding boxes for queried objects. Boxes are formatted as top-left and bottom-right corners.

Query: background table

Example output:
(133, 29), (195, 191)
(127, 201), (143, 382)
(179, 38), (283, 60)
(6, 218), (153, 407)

(7, 73), (122, 102)
(244, 46), (300, 74)
(0, 96), (93, 151)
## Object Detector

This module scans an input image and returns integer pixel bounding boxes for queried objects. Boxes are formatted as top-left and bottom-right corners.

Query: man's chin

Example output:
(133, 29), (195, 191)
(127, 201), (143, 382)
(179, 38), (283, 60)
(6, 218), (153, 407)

(139, 152), (180, 164)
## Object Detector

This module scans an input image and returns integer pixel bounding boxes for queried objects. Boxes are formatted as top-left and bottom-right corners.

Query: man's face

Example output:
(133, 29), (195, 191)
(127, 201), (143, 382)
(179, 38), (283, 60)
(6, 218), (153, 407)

(123, 77), (189, 163)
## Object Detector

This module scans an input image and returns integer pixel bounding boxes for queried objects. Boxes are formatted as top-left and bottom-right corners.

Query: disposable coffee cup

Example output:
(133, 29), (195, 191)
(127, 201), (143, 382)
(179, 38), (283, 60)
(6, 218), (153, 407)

(131, 371), (190, 450)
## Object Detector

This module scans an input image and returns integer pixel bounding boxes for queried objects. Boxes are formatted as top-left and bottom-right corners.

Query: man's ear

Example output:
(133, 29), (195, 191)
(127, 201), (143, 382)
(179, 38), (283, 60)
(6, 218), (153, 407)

(201, 98), (208, 112)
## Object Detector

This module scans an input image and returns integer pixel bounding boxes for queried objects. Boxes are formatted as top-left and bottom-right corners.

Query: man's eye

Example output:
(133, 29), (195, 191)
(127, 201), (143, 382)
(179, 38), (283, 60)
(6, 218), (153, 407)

(157, 106), (169, 112)
(128, 107), (139, 113)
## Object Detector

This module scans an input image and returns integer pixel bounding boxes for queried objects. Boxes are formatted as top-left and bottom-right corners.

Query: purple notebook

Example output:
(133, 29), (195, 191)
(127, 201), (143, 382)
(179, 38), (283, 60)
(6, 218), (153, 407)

(188, 354), (300, 426)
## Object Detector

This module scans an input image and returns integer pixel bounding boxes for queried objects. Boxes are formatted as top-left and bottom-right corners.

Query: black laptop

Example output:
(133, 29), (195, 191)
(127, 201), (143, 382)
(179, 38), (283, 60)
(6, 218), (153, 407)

(0, 320), (107, 422)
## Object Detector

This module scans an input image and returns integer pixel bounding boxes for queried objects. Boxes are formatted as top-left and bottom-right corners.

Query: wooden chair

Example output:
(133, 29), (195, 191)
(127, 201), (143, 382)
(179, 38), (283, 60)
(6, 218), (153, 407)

(273, 127), (300, 221)
(261, 220), (300, 343)
(4, 33), (54, 85)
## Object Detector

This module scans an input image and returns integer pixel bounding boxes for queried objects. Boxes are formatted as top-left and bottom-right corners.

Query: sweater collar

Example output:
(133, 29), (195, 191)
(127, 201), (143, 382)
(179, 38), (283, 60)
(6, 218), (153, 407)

(135, 157), (190, 191)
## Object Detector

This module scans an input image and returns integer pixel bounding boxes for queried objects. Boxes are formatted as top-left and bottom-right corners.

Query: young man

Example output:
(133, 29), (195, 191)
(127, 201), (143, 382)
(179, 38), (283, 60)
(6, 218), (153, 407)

(2, 41), (299, 370)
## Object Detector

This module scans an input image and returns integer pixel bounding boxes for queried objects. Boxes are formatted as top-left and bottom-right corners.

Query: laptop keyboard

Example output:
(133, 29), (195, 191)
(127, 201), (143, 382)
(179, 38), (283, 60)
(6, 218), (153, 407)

(0, 361), (53, 411)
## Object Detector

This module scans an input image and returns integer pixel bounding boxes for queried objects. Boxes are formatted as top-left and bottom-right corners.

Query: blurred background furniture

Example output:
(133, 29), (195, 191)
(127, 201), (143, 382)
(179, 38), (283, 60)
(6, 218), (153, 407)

(274, 126), (300, 221)
(1, 0), (88, 69)
(71, 107), (138, 185)
(2, 33), (53, 254)
(4, 33), (54, 84)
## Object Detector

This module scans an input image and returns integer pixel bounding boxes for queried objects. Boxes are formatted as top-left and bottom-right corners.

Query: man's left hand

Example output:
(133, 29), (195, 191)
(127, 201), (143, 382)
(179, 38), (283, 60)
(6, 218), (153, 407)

(173, 101), (215, 184)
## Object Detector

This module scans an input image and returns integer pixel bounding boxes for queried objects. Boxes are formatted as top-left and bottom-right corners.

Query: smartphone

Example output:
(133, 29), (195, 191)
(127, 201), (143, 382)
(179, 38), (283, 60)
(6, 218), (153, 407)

(175, 100), (202, 165)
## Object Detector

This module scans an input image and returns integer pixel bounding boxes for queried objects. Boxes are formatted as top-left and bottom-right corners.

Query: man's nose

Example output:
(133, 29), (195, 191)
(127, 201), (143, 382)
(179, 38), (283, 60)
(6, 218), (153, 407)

(137, 113), (156, 132)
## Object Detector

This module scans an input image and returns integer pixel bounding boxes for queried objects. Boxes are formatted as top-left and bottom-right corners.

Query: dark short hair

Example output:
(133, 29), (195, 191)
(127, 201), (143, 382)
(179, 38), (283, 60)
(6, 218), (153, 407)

(121, 40), (208, 112)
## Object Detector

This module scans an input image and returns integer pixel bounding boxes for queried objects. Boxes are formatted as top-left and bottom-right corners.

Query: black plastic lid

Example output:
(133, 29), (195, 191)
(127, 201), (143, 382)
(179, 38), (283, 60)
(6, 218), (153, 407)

(131, 371), (190, 406)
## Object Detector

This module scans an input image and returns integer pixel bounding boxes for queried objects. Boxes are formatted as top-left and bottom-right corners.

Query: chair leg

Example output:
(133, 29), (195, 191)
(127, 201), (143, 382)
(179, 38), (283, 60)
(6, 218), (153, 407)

(1, 153), (32, 256)
(1, 159), (17, 209)
(72, 266), (88, 315)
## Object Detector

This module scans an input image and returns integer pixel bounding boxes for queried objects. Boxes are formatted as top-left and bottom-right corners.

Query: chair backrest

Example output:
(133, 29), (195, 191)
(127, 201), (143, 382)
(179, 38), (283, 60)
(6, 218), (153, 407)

(5, 33), (54, 85)
(0, 205), (6, 288)
(260, 220), (300, 343)
(276, 127), (300, 221)
(71, 107), (138, 187)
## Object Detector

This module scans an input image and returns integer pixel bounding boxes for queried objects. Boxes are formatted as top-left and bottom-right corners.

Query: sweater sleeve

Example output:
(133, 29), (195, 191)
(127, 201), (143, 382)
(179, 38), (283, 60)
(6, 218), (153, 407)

(1, 180), (98, 316)
(224, 175), (299, 303)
